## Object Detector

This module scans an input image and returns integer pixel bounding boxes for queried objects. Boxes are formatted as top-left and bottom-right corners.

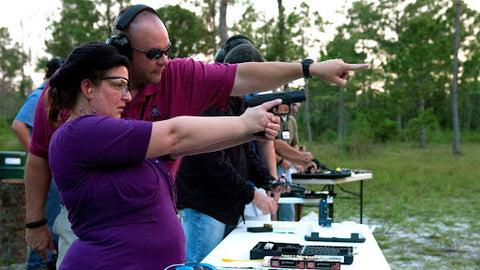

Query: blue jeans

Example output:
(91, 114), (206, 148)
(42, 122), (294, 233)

(277, 204), (295, 221)
(26, 181), (61, 270)
(179, 208), (226, 262)
(277, 166), (296, 221)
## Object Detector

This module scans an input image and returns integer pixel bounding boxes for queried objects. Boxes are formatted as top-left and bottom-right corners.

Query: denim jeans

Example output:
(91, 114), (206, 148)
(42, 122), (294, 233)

(26, 181), (61, 270)
(277, 166), (296, 221)
(179, 208), (227, 262)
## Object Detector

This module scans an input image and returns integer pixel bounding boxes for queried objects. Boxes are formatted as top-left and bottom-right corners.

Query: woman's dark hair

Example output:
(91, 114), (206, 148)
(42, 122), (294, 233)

(47, 42), (130, 124)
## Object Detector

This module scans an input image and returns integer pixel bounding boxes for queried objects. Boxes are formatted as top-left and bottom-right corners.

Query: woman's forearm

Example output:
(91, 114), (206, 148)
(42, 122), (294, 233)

(146, 116), (249, 158)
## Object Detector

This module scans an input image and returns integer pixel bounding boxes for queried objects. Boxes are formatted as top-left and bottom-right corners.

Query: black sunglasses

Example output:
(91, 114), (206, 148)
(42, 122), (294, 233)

(132, 43), (171, 60)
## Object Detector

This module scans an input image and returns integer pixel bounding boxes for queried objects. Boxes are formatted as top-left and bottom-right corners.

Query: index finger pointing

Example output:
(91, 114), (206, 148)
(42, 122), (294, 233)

(345, 63), (369, 70)
(261, 98), (283, 110)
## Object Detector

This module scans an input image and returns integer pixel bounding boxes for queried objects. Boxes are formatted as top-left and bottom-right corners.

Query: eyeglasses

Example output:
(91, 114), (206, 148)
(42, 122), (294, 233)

(99, 76), (131, 95)
(131, 43), (171, 60)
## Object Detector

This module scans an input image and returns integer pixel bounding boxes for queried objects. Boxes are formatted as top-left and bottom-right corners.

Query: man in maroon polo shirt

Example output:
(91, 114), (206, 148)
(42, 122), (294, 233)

(25, 4), (368, 267)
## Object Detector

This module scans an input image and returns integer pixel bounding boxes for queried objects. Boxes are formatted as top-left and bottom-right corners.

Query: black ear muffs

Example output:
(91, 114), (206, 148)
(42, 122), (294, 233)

(106, 4), (157, 59)
(106, 33), (132, 60)
(214, 34), (254, 63)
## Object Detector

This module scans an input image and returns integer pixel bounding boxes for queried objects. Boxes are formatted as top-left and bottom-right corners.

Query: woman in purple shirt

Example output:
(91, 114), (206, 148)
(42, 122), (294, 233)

(46, 42), (280, 270)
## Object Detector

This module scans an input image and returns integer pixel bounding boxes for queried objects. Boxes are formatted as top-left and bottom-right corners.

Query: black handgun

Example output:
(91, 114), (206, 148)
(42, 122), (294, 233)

(246, 89), (306, 115)
(246, 89), (306, 138)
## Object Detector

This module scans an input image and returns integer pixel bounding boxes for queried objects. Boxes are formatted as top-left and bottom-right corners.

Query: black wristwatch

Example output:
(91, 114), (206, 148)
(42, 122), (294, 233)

(301, 58), (314, 79)
(25, 218), (48, 229)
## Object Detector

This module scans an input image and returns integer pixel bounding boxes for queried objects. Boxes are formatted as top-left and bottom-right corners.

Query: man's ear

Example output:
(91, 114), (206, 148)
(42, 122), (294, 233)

(80, 79), (94, 99)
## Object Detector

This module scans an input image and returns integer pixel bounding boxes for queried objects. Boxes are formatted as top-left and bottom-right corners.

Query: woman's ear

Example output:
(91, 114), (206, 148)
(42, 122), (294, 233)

(80, 79), (94, 99)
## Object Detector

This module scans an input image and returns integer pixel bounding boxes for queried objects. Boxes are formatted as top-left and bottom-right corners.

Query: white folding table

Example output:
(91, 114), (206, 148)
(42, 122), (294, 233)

(279, 172), (372, 223)
(202, 220), (390, 270)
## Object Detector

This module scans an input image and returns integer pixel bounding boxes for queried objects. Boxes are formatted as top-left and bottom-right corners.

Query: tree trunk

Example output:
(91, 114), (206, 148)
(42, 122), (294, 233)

(303, 81), (313, 143)
(451, 0), (462, 155)
(396, 113), (402, 132)
(105, 1), (112, 35)
(277, 0), (288, 90)
(419, 98), (426, 148)
(207, 0), (217, 51)
(218, 0), (228, 46)
(277, 0), (286, 62)
(338, 87), (346, 143)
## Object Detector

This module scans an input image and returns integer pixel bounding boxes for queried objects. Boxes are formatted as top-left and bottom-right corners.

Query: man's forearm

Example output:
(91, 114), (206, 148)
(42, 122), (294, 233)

(11, 120), (31, 150)
(231, 60), (369, 96)
(25, 153), (52, 222)
(231, 62), (302, 96)
(274, 139), (305, 166)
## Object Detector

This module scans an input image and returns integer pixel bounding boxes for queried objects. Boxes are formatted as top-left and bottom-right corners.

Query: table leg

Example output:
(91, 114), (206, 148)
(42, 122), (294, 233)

(328, 185), (334, 222)
(360, 180), (363, 224)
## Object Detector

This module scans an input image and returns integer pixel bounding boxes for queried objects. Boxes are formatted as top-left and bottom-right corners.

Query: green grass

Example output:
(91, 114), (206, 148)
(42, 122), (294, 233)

(0, 120), (22, 151)
(301, 142), (480, 269)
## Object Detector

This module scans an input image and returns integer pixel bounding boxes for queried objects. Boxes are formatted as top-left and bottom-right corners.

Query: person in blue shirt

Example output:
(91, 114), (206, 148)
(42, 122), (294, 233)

(11, 57), (63, 270)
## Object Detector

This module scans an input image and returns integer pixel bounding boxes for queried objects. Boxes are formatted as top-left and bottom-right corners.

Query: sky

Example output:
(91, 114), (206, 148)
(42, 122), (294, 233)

(0, 0), (479, 85)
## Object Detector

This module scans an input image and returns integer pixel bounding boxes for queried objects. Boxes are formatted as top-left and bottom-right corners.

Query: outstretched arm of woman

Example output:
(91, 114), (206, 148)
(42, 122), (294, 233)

(146, 99), (282, 159)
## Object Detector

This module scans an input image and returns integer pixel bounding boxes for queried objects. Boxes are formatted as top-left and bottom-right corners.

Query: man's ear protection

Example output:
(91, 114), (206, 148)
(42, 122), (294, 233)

(106, 4), (157, 59)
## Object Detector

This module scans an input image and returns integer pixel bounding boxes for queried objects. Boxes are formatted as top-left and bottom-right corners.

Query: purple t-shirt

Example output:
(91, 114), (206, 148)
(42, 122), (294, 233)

(49, 115), (184, 269)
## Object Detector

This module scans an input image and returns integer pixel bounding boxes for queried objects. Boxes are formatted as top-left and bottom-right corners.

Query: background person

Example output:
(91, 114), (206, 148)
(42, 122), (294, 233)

(275, 102), (315, 221)
(215, 34), (280, 221)
(24, 4), (368, 265)
(176, 43), (279, 262)
(275, 101), (316, 221)
(12, 57), (63, 270)
(12, 58), (63, 149)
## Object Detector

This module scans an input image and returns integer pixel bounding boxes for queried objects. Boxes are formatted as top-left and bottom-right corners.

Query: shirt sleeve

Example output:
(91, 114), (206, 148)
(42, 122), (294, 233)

(15, 89), (41, 128)
(166, 58), (237, 114)
(246, 143), (275, 189)
(29, 89), (57, 159)
(50, 116), (152, 167)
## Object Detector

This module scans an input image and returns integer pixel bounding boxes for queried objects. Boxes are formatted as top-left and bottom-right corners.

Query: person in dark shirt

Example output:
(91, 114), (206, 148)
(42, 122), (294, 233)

(176, 43), (278, 262)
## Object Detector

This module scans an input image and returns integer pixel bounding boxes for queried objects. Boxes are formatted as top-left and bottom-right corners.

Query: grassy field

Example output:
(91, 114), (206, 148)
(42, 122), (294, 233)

(1, 122), (479, 269)
(0, 122), (22, 151)
(302, 141), (480, 270)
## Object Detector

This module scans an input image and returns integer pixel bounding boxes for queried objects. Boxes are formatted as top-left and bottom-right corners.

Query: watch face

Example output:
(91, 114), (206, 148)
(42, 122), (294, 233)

(302, 59), (314, 65)
(302, 59), (314, 78)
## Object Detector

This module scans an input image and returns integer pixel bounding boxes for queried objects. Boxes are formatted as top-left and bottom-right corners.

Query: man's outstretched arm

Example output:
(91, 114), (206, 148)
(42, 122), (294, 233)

(231, 59), (368, 95)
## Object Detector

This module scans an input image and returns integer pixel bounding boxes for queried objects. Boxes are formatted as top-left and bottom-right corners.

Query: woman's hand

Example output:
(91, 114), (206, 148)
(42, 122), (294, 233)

(240, 99), (281, 140)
